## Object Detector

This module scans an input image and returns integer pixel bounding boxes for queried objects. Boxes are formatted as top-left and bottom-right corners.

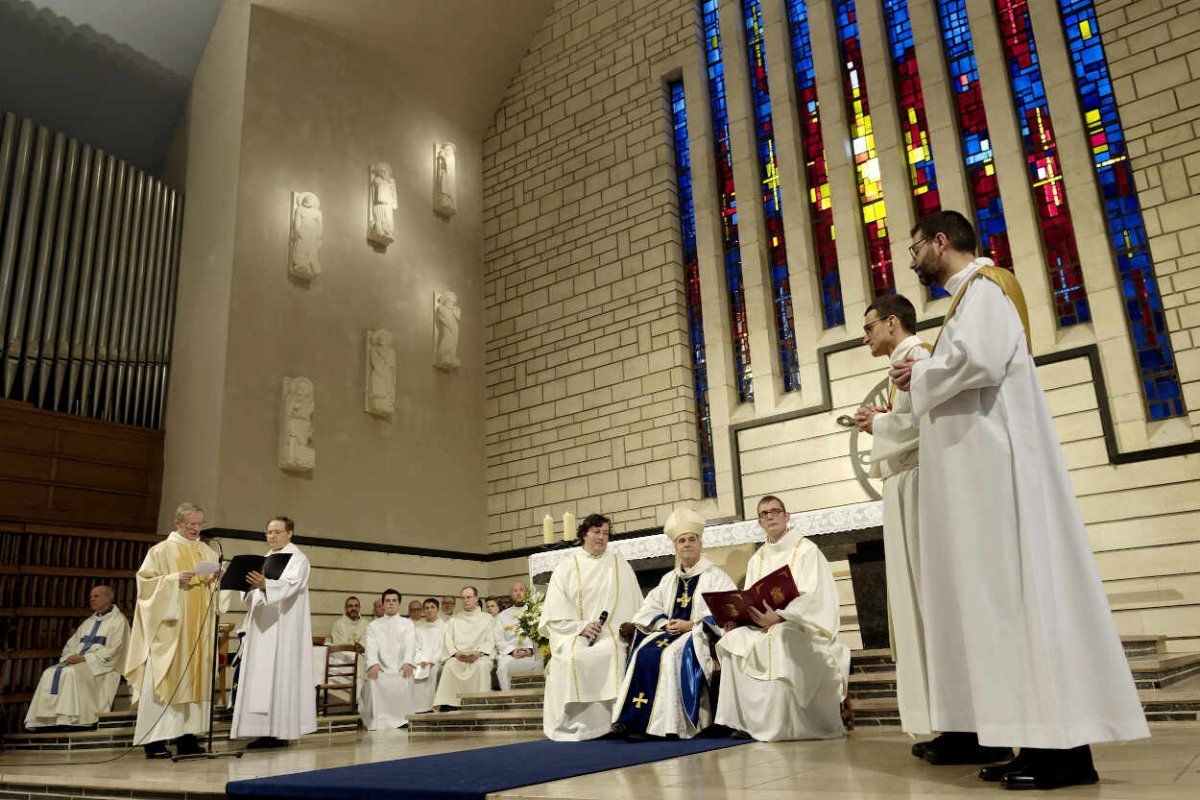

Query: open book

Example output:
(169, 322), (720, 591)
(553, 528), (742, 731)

(701, 565), (802, 628)
(219, 552), (293, 590)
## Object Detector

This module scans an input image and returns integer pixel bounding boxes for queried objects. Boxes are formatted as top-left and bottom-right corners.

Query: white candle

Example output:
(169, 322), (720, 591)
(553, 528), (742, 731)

(562, 511), (576, 543)
(542, 514), (555, 545)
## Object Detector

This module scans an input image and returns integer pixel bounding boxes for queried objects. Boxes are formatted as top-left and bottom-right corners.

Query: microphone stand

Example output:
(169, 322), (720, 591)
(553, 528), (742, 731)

(175, 540), (243, 761)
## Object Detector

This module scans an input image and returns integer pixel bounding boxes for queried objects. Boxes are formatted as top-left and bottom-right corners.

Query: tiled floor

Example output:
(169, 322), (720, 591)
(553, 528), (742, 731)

(0, 727), (1196, 799)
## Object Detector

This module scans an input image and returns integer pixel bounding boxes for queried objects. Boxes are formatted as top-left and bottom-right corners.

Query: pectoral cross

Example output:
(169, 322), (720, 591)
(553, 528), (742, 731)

(676, 581), (691, 609)
(632, 692), (649, 708)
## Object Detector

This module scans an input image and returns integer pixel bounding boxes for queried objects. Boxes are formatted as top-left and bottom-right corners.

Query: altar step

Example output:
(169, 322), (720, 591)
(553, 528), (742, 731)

(408, 707), (543, 734)
(0, 712), (361, 751)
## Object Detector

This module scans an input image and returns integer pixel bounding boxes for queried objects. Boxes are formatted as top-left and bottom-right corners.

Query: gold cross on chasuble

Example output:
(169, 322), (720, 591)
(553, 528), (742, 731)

(632, 692), (649, 708)
(656, 638), (670, 648)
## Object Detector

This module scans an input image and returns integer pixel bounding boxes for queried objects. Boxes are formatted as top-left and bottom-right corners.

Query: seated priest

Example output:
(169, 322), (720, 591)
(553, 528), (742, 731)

(329, 595), (368, 678)
(539, 513), (643, 741)
(612, 507), (736, 740)
(411, 597), (446, 713)
(494, 581), (544, 691)
(432, 586), (496, 709)
(26, 585), (130, 730)
(407, 600), (423, 621)
(715, 495), (850, 741)
(360, 588), (418, 730)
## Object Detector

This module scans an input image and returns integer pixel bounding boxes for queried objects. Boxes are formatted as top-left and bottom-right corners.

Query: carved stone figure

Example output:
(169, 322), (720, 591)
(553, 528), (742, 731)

(433, 291), (461, 371)
(368, 163), (397, 246)
(289, 192), (322, 280)
(365, 329), (396, 416)
(279, 376), (316, 472)
(434, 143), (457, 218)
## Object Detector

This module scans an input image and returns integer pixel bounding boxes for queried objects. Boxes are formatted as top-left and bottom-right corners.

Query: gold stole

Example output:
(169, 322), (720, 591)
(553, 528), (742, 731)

(936, 264), (1032, 352)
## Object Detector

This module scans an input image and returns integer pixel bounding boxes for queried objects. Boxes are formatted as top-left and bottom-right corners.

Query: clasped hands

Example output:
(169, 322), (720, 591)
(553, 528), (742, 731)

(454, 651), (482, 663)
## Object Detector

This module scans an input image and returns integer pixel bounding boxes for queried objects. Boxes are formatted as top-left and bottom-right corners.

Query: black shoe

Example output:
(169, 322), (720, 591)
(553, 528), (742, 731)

(911, 740), (932, 759)
(144, 742), (173, 759)
(174, 734), (206, 756)
(922, 732), (1012, 765)
(730, 729), (753, 739)
(246, 736), (288, 750)
(1001, 746), (1099, 791)
(980, 749), (1035, 782)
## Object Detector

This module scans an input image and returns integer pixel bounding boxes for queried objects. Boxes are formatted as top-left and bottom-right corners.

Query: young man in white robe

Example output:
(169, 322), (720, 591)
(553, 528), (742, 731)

(494, 581), (543, 692)
(411, 598), (446, 712)
(890, 210), (1149, 789)
(432, 586), (495, 708)
(854, 294), (935, 740)
(715, 496), (850, 742)
(360, 589), (418, 730)
(539, 512), (643, 741)
(26, 585), (130, 730)
(229, 516), (317, 749)
(125, 502), (224, 759)
(612, 507), (735, 739)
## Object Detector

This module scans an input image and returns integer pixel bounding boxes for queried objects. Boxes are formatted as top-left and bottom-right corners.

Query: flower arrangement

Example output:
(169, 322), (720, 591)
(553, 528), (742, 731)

(516, 587), (551, 663)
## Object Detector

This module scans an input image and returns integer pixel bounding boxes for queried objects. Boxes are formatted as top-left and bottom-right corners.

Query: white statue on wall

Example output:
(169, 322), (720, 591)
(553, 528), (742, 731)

(365, 329), (396, 416)
(279, 376), (316, 472)
(434, 291), (461, 371)
(434, 143), (457, 218)
(289, 192), (322, 280)
(368, 162), (397, 246)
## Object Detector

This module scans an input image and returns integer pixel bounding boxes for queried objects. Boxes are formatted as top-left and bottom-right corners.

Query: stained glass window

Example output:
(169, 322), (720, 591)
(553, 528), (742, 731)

(935, 0), (1012, 273)
(995, 0), (1089, 327)
(881, 0), (946, 299)
(834, 0), (893, 297)
(1058, 0), (1183, 419)
(669, 82), (717, 496)
(741, 0), (801, 392)
(702, 0), (754, 403)
(784, 0), (843, 328)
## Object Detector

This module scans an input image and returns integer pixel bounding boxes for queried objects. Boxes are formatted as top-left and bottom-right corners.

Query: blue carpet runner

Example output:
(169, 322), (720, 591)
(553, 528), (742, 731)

(225, 737), (752, 800)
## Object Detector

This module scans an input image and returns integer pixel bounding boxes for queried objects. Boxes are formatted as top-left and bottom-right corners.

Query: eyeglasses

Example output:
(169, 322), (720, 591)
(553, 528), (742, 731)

(758, 508), (786, 520)
(863, 316), (890, 335)
(908, 237), (931, 258)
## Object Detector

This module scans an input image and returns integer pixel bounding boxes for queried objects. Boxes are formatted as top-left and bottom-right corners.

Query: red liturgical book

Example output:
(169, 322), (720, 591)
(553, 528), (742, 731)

(702, 565), (803, 628)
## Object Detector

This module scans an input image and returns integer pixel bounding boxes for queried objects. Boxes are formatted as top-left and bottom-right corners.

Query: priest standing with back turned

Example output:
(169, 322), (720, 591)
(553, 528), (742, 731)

(890, 211), (1149, 790)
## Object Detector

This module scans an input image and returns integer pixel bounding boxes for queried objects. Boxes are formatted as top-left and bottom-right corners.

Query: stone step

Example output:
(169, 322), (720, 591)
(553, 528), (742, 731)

(95, 708), (233, 730)
(1122, 634), (1166, 657)
(510, 674), (545, 689)
(847, 671), (898, 699)
(408, 708), (542, 734)
(849, 648), (895, 673)
(459, 688), (544, 711)
(2, 713), (361, 751)
(1128, 652), (1200, 689)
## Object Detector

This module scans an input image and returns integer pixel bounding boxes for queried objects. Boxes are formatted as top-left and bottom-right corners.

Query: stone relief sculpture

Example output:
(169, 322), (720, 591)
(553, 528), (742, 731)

(368, 162), (397, 246)
(289, 192), (322, 280)
(433, 291), (461, 371)
(434, 143), (457, 218)
(365, 329), (396, 416)
(279, 376), (316, 472)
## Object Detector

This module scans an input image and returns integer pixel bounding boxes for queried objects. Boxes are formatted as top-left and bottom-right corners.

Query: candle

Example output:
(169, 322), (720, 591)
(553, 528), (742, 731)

(562, 511), (576, 543)
(542, 514), (555, 545)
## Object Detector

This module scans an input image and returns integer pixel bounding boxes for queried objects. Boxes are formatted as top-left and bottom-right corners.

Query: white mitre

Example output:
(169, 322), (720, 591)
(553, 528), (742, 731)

(663, 506), (706, 542)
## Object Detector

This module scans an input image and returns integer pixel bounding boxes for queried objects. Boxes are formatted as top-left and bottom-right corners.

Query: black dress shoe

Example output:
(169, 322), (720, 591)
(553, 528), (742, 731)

(1001, 746), (1099, 791)
(730, 729), (753, 739)
(174, 734), (206, 756)
(246, 736), (289, 750)
(911, 740), (931, 759)
(980, 749), (1034, 782)
(144, 742), (173, 759)
(922, 732), (1012, 765)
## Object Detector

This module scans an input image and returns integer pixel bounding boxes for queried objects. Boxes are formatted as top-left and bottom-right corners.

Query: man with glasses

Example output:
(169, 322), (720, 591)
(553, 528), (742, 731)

(714, 496), (849, 741)
(432, 586), (495, 709)
(854, 294), (934, 741)
(889, 211), (1148, 788)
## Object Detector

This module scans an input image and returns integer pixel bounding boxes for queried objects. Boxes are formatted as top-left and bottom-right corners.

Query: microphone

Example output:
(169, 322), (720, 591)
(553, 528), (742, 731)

(587, 610), (609, 646)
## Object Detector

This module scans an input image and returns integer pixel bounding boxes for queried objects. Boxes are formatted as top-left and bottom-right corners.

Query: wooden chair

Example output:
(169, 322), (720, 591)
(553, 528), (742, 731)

(316, 643), (360, 716)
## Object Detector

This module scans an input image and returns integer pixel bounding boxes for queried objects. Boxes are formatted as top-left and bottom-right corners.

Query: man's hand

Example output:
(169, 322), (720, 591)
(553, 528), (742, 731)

(466, 651), (482, 663)
(747, 601), (784, 629)
(178, 571), (195, 587)
(854, 404), (886, 434)
(579, 620), (602, 641)
(400, 663), (414, 678)
(513, 647), (533, 658)
(889, 355), (917, 392)
(63, 654), (85, 665)
(367, 665), (382, 680)
(664, 619), (693, 635)
(246, 570), (267, 591)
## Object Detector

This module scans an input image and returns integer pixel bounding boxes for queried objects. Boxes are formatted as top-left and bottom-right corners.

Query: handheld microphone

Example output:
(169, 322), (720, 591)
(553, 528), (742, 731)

(587, 610), (609, 646)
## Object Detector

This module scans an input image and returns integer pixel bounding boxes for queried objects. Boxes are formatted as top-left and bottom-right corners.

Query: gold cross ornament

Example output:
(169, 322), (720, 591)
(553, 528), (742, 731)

(632, 692), (649, 708)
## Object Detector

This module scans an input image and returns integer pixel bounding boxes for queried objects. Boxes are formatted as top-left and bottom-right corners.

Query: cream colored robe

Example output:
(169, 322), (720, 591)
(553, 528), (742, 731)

(361, 614), (417, 730)
(494, 604), (543, 691)
(433, 608), (495, 707)
(26, 607), (130, 728)
(411, 618), (446, 712)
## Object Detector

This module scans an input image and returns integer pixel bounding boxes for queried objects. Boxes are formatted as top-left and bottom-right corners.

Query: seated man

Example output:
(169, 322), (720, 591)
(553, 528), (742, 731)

(539, 513), (643, 741)
(715, 495), (850, 741)
(360, 589), (417, 730)
(484, 597), (500, 617)
(26, 585), (130, 730)
(613, 508), (735, 739)
(411, 597), (446, 713)
(407, 600), (423, 621)
(432, 586), (495, 709)
(372, 598), (385, 619)
(329, 595), (368, 678)
(439, 595), (457, 621)
(494, 581), (544, 691)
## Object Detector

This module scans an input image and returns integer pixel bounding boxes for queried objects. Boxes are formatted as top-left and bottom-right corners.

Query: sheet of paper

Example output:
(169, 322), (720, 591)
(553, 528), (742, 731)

(194, 560), (221, 575)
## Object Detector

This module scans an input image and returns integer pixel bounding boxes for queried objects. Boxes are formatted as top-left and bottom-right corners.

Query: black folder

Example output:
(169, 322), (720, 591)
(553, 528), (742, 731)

(219, 553), (293, 590)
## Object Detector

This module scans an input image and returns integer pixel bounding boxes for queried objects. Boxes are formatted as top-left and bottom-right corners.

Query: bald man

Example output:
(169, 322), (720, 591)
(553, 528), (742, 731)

(494, 582), (544, 691)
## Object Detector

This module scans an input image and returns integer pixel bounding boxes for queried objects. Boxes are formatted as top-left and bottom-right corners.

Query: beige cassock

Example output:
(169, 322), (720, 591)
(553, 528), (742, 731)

(868, 333), (933, 735)
(715, 529), (850, 742)
(494, 605), (543, 692)
(433, 609), (495, 707)
(26, 608), (130, 728)
(539, 549), (643, 741)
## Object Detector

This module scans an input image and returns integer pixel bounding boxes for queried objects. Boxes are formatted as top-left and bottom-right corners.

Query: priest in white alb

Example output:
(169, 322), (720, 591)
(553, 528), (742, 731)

(494, 581), (543, 691)
(229, 516), (316, 749)
(539, 512), (643, 741)
(330, 596), (368, 651)
(890, 211), (1149, 789)
(612, 507), (735, 739)
(854, 293), (934, 739)
(432, 586), (495, 708)
(360, 589), (418, 730)
(715, 496), (850, 742)
(25, 585), (130, 730)
(411, 598), (445, 712)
